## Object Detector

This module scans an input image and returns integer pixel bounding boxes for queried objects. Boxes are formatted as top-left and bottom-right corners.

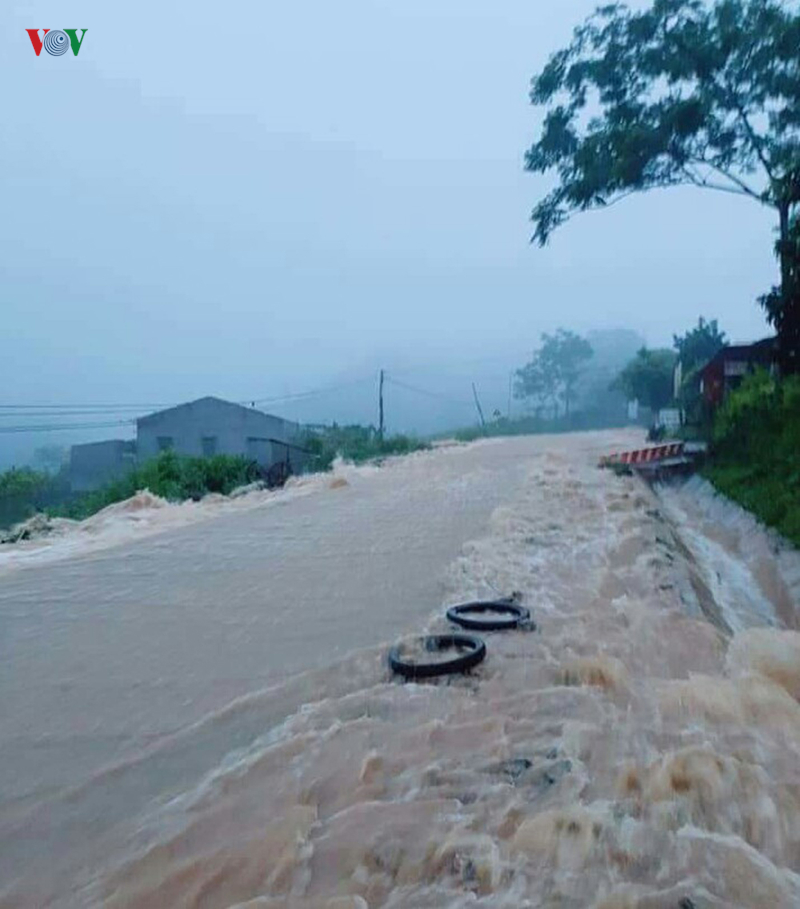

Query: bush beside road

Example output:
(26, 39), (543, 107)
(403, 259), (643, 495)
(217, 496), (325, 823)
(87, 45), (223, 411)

(704, 372), (800, 547)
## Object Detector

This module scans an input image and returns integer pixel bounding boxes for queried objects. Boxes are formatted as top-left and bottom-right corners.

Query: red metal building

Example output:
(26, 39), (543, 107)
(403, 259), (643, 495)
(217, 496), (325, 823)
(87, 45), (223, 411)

(699, 337), (777, 407)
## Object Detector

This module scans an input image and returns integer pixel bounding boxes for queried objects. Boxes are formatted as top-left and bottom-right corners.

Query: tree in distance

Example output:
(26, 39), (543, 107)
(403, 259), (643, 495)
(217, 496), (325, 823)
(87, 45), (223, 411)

(526, 0), (800, 371)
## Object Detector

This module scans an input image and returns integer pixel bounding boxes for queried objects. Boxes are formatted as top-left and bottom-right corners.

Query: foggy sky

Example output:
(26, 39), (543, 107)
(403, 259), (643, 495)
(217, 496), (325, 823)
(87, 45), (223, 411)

(1, 0), (778, 465)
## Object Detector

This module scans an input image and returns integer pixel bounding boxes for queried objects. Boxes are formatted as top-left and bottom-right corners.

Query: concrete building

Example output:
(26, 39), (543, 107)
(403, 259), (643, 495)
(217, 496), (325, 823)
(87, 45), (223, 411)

(136, 397), (306, 473)
(70, 439), (137, 492)
(69, 397), (308, 492)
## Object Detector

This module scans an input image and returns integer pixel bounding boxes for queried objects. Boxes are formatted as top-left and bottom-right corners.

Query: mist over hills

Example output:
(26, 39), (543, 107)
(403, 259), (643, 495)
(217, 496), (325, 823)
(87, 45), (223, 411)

(1, 329), (646, 469)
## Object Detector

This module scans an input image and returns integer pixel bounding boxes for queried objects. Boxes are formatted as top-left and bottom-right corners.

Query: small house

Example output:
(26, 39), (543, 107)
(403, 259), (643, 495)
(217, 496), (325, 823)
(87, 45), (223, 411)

(70, 397), (308, 492)
(699, 338), (777, 408)
(136, 397), (307, 474)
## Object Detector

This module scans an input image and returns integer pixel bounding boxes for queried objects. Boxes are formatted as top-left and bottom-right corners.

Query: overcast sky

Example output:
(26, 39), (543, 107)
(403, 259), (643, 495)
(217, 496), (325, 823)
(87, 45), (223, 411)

(1, 0), (778, 463)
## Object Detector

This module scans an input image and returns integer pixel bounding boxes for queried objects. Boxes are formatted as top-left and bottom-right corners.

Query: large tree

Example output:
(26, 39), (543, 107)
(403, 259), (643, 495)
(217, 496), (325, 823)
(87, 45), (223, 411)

(760, 214), (800, 372)
(673, 316), (726, 370)
(614, 347), (677, 411)
(515, 329), (594, 416)
(526, 0), (800, 371)
(673, 316), (727, 419)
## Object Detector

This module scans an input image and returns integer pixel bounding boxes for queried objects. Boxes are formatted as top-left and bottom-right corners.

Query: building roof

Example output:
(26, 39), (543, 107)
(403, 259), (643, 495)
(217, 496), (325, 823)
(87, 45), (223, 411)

(136, 396), (267, 425)
(699, 337), (776, 378)
(71, 438), (133, 451)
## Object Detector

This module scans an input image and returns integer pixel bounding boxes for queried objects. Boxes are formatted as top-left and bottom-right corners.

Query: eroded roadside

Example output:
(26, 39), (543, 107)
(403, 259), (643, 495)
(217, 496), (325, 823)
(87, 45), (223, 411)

(654, 474), (800, 634)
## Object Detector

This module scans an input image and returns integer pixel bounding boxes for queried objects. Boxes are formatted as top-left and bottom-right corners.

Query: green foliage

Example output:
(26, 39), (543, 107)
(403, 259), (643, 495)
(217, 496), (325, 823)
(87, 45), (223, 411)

(613, 347), (677, 411)
(3, 432), (431, 530)
(674, 317), (727, 372)
(711, 367), (779, 446)
(705, 463), (800, 544)
(301, 424), (430, 470)
(760, 213), (800, 373)
(515, 329), (594, 416)
(0, 466), (51, 499)
(0, 467), (68, 528)
(705, 371), (800, 545)
(527, 0), (800, 242)
(514, 358), (555, 413)
(677, 361), (714, 428)
(53, 451), (260, 521)
(674, 316), (727, 425)
(526, 0), (800, 365)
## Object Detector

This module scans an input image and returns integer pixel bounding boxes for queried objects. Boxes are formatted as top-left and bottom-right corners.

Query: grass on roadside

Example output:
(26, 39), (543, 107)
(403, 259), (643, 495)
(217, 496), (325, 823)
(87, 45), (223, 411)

(51, 451), (261, 521)
(2, 426), (431, 530)
(703, 371), (800, 547)
(301, 424), (430, 471)
(703, 461), (800, 545)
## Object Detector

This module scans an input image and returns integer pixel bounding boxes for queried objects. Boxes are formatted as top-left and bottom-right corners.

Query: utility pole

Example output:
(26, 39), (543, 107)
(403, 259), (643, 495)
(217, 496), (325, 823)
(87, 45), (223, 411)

(507, 371), (513, 420)
(472, 382), (487, 432)
(378, 369), (385, 438)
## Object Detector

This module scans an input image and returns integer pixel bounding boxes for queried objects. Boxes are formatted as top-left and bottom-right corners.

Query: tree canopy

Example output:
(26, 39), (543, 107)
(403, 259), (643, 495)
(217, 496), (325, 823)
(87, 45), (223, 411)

(526, 0), (800, 369)
(673, 316), (727, 370)
(761, 214), (800, 372)
(515, 329), (594, 416)
(613, 347), (677, 411)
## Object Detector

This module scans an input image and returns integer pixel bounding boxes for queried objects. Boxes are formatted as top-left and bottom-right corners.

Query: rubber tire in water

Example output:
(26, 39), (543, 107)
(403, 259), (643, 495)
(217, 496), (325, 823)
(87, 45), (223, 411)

(389, 634), (486, 680)
(446, 600), (532, 631)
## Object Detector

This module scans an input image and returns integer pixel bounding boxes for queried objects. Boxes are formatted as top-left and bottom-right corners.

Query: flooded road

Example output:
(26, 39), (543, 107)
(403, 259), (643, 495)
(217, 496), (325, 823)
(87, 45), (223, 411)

(0, 436), (575, 805)
(1, 430), (799, 908)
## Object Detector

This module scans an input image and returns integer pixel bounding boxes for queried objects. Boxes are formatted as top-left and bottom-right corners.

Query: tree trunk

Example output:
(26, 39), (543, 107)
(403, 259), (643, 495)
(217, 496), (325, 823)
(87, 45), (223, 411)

(779, 201), (791, 297)
(775, 200), (800, 375)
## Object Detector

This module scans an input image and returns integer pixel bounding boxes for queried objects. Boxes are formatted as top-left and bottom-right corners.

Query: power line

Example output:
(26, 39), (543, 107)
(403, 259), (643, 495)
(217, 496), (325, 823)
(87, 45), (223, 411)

(246, 376), (375, 407)
(0, 419), (135, 435)
(0, 402), (171, 411)
(384, 376), (474, 408)
(0, 408), (161, 418)
(0, 384), (360, 414)
(378, 369), (385, 437)
(0, 376), (380, 435)
(0, 376), (378, 417)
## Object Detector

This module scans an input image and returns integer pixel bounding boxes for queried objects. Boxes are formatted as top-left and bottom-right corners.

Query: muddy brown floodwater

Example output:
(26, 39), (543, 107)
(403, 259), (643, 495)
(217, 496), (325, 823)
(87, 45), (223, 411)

(1, 431), (799, 908)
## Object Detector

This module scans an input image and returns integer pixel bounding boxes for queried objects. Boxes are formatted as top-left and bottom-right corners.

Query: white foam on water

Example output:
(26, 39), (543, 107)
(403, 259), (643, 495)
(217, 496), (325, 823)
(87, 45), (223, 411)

(1, 432), (799, 908)
(0, 458), (379, 577)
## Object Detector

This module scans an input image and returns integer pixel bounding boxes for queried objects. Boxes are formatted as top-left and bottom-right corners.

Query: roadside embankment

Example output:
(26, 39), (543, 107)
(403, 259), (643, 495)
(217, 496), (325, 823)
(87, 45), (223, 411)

(702, 372), (800, 547)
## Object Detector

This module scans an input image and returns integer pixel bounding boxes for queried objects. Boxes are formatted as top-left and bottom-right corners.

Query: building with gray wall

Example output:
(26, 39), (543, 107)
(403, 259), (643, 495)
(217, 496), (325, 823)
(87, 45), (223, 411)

(136, 397), (306, 472)
(70, 439), (137, 492)
(69, 397), (307, 492)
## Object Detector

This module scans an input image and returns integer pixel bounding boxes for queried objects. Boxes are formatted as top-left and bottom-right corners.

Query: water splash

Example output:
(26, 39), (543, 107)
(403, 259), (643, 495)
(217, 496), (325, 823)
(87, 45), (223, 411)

(2, 434), (799, 908)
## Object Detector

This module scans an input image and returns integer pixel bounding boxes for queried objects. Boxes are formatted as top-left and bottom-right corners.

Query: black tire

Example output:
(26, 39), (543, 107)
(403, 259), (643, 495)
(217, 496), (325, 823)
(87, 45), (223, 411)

(446, 599), (533, 631)
(389, 634), (486, 680)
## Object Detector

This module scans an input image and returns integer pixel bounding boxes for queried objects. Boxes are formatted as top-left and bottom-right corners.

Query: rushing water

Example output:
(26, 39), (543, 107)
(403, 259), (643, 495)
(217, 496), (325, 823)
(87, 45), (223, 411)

(1, 433), (799, 908)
